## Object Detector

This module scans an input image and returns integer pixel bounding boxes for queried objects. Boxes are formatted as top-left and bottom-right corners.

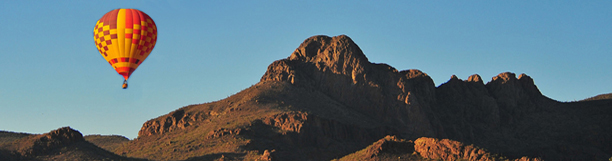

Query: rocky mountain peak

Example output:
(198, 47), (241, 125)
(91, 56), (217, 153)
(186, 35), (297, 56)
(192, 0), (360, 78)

(44, 127), (84, 143)
(485, 72), (543, 100)
(261, 35), (439, 138)
(289, 35), (367, 63)
(491, 72), (517, 83)
(517, 73), (542, 97)
(441, 75), (464, 87)
(467, 74), (483, 84)
(286, 35), (369, 78)
(450, 75), (460, 81)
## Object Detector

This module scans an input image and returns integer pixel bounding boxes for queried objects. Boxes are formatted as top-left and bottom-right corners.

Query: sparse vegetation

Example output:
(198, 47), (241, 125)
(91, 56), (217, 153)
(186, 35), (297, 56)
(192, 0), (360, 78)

(84, 135), (129, 152)
(581, 93), (612, 102)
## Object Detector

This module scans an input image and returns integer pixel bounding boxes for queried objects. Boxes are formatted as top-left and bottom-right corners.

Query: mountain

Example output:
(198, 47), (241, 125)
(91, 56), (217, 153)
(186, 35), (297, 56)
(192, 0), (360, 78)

(117, 35), (612, 160)
(0, 127), (143, 161)
(2, 35), (611, 160)
(117, 35), (443, 160)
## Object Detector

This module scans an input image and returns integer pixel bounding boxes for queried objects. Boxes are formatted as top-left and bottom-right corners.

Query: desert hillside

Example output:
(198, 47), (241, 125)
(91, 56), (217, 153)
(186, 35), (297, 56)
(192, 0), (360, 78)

(0, 127), (143, 161)
(1, 35), (611, 161)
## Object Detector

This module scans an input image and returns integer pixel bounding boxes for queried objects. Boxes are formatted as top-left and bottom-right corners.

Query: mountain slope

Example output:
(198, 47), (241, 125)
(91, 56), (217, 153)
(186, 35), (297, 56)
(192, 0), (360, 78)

(0, 127), (143, 161)
(581, 93), (612, 102)
(84, 134), (130, 153)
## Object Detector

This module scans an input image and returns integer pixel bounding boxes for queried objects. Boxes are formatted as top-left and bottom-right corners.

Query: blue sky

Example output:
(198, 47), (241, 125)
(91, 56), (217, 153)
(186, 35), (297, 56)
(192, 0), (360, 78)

(1, 1), (610, 139)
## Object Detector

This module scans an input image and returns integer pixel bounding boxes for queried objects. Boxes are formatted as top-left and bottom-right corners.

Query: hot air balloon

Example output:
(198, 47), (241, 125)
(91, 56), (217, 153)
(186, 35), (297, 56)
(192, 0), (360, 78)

(93, 9), (157, 89)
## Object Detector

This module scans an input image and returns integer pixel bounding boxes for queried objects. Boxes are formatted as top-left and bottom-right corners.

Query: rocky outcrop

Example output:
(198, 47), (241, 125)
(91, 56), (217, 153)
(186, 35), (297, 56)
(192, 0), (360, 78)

(261, 111), (307, 133)
(139, 108), (204, 137)
(261, 35), (439, 139)
(16, 127), (84, 156)
(207, 128), (243, 139)
(339, 135), (542, 161)
(414, 137), (499, 161)
(258, 149), (275, 161)
(414, 137), (541, 161)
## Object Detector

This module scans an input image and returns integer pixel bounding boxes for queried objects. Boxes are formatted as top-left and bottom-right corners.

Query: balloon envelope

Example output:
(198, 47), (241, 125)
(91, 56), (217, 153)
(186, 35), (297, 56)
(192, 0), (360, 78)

(93, 9), (157, 80)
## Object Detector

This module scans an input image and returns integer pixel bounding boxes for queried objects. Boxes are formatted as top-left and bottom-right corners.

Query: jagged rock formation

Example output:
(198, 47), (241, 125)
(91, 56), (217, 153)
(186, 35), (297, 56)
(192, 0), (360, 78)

(433, 72), (553, 144)
(434, 72), (612, 160)
(139, 108), (204, 137)
(414, 137), (544, 161)
(104, 35), (612, 160)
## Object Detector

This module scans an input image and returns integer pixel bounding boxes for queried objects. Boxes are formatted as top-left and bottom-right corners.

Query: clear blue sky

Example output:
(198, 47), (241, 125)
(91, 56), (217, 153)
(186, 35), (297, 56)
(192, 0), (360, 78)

(1, 1), (610, 139)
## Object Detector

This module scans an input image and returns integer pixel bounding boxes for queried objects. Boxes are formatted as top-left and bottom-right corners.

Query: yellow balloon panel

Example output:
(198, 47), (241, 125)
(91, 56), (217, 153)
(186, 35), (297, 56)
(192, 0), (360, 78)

(93, 9), (157, 80)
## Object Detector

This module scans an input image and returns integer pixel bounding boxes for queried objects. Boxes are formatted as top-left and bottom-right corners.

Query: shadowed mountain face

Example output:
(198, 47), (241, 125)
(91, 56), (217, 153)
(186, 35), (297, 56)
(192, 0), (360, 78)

(2, 35), (611, 161)
(435, 73), (612, 160)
